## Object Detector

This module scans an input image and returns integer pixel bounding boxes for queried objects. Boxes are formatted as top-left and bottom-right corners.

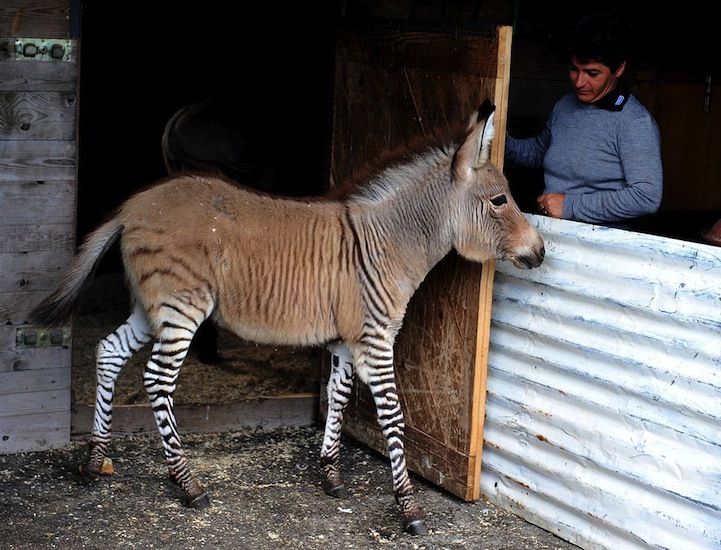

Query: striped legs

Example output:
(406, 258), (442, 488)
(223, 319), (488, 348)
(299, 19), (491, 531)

(81, 302), (152, 479)
(363, 343), (428, 535)
(321, 343), (355, 497)
(144, 298), (212, 509)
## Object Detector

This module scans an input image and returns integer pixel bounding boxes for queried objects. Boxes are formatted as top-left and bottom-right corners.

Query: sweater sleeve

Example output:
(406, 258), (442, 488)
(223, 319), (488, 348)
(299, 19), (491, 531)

(505, 121), (552, 168)
(563, 114), (663, 223)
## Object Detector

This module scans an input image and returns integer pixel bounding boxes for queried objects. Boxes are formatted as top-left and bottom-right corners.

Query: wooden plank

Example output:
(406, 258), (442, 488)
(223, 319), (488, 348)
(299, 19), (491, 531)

(0, 222), (75, 253)
(0, 409), (69, 454)
(0, 366), (70, 395)
(0, 180), (75, 225)
(71, 394), (319, 436)
(466, 25), (513, 501)
(0, 1), (71, 38)
(0, 249), (73, 293)
(0, 54), (77, 91)
(0, 344), (69, 374)
(0, 91), (77, 139)
(337, 27), (501, 77)
(0, 140), (76, 181)
(0, 288), (59, 323)
(0, 388), (69, 417)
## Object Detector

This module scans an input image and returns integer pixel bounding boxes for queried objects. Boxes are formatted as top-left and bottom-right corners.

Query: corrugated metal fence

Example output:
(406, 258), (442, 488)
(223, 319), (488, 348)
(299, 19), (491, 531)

(482, 215), (721, 549)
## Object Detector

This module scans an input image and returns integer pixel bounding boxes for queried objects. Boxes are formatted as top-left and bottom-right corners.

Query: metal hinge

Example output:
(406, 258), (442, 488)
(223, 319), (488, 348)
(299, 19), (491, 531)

(16, 326), (72, 348)
(14, 38), (75, 62)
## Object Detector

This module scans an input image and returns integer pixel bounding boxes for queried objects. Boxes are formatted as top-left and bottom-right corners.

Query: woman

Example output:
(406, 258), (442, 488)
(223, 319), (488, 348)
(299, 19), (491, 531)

(506, 11), (663, 225)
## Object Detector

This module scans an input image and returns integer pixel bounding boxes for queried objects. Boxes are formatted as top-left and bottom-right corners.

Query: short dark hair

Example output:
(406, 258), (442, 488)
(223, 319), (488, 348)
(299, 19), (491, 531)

(567, 10), (630, 71)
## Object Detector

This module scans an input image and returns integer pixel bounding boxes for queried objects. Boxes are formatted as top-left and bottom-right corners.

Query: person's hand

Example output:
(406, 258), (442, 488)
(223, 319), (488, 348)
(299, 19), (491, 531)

(537, 193), (565, 218)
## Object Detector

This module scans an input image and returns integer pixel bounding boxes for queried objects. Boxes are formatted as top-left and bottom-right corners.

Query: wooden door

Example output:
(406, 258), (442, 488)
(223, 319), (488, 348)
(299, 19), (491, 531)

(321, 23), (512, 501)
(0, 1), (79, 453)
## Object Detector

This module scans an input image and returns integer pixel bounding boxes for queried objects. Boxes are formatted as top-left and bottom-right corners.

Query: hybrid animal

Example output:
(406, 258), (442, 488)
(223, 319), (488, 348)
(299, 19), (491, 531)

(32, 101), (544, 535)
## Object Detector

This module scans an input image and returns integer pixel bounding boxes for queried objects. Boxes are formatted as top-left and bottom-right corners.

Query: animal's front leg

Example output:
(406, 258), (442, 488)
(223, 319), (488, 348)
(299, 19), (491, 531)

(364, 346), (428, 535)
(320, 343), (355, 497)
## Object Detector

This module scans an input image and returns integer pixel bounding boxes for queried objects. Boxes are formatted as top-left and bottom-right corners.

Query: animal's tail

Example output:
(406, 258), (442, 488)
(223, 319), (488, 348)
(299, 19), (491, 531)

(30, 217), (123, 326)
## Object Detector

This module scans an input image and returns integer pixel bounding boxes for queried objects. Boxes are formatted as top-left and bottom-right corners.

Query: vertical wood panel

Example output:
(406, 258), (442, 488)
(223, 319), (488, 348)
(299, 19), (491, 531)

(322, 23), (510, 500)
(0, 0), (75, 455)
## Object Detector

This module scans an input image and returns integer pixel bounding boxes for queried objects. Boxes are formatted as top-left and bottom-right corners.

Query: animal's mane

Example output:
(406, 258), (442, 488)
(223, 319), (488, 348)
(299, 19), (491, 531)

(328, 120), (470, 204)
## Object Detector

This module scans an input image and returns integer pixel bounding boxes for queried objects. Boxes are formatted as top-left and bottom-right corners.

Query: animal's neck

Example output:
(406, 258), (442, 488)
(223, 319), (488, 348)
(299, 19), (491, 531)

(350, 155), (455, 299)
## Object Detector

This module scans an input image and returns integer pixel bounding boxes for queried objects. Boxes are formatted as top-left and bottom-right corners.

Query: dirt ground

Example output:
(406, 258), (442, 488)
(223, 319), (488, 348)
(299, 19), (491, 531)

(1, 272), (578, 549)
(0, 427), (578, 550)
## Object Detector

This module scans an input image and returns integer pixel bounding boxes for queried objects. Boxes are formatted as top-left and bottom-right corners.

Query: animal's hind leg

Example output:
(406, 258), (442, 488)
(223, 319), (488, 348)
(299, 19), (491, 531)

(144, 297), (213, 509)
(320, 343), (354, 497)
(81, 301), (153, 479)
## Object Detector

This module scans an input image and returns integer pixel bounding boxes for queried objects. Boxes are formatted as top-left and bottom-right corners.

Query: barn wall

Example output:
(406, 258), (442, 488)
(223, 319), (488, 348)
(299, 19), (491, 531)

(483, 215), (721, 549)
(0, 0), (78, 454)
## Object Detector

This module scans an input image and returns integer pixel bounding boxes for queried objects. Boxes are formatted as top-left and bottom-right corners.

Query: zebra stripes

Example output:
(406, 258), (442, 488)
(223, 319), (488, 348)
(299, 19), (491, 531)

(31, 101), (544, 535)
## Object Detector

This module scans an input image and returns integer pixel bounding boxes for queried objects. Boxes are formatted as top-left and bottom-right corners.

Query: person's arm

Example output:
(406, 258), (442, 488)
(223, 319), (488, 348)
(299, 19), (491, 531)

(562, 115), (663, 223)
(505, 122), (552, 168)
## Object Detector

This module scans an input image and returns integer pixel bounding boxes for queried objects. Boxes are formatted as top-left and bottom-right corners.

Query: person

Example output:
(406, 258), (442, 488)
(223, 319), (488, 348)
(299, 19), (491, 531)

(505, 10), (663, 225)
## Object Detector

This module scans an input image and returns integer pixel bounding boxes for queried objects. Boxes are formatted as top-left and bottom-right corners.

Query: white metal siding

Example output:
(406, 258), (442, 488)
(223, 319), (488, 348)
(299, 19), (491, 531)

(482, 216), (721, 550)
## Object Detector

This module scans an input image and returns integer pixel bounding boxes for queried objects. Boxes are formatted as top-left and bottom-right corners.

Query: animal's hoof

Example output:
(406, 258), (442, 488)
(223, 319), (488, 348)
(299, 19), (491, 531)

(186, 492), (211, 509)
(404, 519), (429, 536)
(322, 480), (347, 498)
(78, 463), (100, 481)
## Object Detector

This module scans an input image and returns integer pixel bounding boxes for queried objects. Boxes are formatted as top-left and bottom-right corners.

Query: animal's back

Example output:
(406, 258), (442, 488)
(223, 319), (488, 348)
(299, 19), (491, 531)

(118, 176), (361, 346)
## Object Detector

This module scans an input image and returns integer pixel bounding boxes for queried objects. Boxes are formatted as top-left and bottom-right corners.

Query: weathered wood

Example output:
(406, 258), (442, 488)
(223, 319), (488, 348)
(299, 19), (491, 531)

(0, 288), (63, 324)
(0, 91), (76, 139)
(0, 55), (77, 90)
(0, 249), (74, 293)
(337, 27), (500, 77)
(0, 180), (75, 225)
(71, 394), (319, 436)
(0, 388), (69, 417)
(0, 222), (74, 253)
(0, 366), (69, 395)
(0, 140), (75, 181)
(0, 1), (75, 457)
(0, 343), (69, 374)
(323, 24), (511, 501)
(0, 1), (71, 38)
(0, 409), (70, 453)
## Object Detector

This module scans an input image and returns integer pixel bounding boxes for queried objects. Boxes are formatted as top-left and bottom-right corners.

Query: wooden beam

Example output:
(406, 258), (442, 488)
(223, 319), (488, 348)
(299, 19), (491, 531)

(71, 394), (319, 436)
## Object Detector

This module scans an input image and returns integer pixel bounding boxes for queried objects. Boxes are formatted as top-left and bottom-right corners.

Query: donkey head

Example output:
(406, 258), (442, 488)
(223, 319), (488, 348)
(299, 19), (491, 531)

(451, 101), (545, 269)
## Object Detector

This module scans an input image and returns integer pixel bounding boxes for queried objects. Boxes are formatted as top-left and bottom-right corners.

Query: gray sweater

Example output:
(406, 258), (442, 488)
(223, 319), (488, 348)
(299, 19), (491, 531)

(506, 93), (663, 223)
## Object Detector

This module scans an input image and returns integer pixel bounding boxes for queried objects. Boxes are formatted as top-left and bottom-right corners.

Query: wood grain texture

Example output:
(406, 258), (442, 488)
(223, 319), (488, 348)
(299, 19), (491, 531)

(0, 288), (59, 323)
(0, 222), (75, 253)
(0, 409), (70, 454)
(0, 53), (77, 90)
(0, 388), (69, 417)
(0, 249), (74, 293)
(0, 140), (76, 181)
(0, 366), (70, 396)
(323, 24), (510, 501)
(0, 180), (75, 224)
(0, 91), (76, 139)
(0, 1), (70, 38)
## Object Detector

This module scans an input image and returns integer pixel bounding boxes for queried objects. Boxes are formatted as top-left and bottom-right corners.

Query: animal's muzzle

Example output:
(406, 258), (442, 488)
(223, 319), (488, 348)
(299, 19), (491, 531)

(511, 243), (545, 269)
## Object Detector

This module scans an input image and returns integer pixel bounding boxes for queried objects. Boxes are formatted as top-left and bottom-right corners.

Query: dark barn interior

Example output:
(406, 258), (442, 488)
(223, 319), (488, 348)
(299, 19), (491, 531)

(77, 1), (721, 248)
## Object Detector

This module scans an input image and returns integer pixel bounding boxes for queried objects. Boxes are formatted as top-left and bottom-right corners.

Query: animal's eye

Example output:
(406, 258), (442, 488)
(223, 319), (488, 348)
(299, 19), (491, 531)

(490, 194), (507, 207)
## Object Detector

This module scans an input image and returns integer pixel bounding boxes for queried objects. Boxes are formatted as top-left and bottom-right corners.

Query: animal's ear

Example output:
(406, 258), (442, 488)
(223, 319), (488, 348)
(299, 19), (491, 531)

(454, 101), (496, 183)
